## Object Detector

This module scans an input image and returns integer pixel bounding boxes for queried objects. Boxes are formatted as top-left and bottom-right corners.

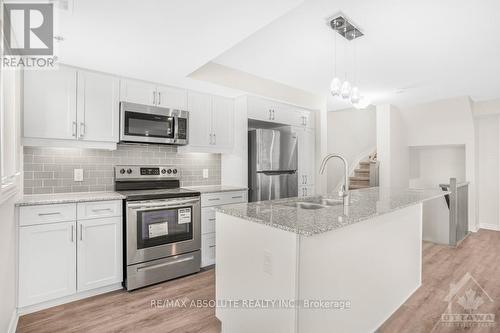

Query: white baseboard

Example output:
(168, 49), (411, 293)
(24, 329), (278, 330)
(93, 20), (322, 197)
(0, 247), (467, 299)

(7, 309), (19, 333)
(479, 223), (500, 231)
(18, 283), (123, 315)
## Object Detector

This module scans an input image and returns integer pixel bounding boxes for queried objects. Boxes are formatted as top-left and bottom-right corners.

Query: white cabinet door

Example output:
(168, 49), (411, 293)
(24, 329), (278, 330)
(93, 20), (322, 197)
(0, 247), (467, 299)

(157, 85), (187, 110)
(297, 127), (316, 186)
(24, 66), (77, 140)
(119, 79), (156, 106)
(77, 217), (122, 292)
(19, 221), (76, 307)
(187, 91), (212, 147)
(247, 96), (273, 121)
(77, 71), (120, 142)
(201, 233), (216, 267)
(211, 96), (234, 149)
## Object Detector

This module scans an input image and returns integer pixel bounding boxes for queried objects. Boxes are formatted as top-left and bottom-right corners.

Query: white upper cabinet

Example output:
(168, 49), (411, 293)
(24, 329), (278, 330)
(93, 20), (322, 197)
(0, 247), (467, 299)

(24, 66), (77, 140)
(211, 96), (234, 149)
(77, 217), (122, 292)
(246, 96), (315, 128)
(183, 91), (234, 152)
(187, 91), (213, 147)
(119, 79), (156, 106)
(120, 79), (187, 109)
(18, 221), (77, 307)
(77, 71), (120, 142)
(156, 85), (187, 110)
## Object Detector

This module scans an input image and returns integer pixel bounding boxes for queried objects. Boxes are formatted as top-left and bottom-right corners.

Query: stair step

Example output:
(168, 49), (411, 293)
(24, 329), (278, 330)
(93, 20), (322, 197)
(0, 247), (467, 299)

(350, 176), (369, 181)
(359, 161), (370, 166)
(349, 184), (370, 190)
(355, 168), (369, 174)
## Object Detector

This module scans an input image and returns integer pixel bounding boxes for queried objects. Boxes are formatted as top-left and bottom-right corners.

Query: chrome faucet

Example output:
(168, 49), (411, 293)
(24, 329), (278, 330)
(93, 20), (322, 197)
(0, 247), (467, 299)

(319, 154), (350, 206)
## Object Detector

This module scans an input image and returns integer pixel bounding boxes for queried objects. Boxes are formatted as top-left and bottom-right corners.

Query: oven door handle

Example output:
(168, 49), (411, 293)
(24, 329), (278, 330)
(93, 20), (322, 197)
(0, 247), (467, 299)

(127, 198), (199, 210)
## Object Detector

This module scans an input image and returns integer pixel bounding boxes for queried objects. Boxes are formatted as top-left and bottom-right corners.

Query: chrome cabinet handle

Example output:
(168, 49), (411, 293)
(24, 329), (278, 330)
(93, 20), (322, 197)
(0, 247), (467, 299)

(208, 218), (216, 222)
(79, 224), (83, 241)
(72, 121), (77, 137)
(158, 92), (161, 105)
(231, 195), (243, 199)
(79, 122), (85, 138)
(70, 225), (74, 242)
(38, 212), (61, 216)
(213, 133), (216, 145)
(209, 245), (216, 249)
(209, 133), (213, 145)
(269, 109), (272, 120)
(208, 198), (220, 201)
(153, 91), (156, 105)
(92, 208), (112, 212)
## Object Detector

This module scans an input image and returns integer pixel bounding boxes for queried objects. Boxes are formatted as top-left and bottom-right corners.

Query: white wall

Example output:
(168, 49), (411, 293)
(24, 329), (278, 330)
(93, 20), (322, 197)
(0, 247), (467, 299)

(376, 104), (410, 188)
(326, 107), (376, 192)
(475, 115), (500, 231)
(399, 96), (476, 230)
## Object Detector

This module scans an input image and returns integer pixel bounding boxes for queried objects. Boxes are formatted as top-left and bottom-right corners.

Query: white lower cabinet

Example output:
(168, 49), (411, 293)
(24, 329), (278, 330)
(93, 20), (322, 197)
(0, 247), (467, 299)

(18, 221), (77, 307)
(200, 190), (247, 267)
(18, 200), (123, 309)
(77, 217), (122, 292)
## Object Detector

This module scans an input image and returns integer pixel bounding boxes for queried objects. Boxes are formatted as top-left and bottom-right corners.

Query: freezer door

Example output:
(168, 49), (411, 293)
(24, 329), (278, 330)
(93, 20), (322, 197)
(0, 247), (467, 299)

(255, 129), (298, 172)
(249, 172), (298, 202)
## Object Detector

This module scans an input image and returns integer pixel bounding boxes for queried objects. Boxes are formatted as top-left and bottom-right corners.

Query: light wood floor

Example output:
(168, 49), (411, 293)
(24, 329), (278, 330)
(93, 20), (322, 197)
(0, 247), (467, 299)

(18, 229), (500, 333)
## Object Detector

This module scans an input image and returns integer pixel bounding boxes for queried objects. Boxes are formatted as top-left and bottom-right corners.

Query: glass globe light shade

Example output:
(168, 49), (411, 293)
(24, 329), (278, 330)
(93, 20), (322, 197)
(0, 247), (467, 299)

(341, 80), (352, 99)
(330, 77), (341, 96)
(350, 87), (361, 104)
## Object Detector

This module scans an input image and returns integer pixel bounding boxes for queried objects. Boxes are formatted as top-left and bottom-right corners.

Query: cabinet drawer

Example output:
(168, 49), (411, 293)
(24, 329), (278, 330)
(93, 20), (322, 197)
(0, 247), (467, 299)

(201, 207), (216, 235)
(19, 203), (76, 226)
(201, 190), (247, 207)
(201, 233), (216, 267)
(77, 200), (122, 220)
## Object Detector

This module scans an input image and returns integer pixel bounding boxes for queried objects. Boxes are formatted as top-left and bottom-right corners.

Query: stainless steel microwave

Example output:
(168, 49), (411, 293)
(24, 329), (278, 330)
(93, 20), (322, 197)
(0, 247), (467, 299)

(120, 102), (189, 145)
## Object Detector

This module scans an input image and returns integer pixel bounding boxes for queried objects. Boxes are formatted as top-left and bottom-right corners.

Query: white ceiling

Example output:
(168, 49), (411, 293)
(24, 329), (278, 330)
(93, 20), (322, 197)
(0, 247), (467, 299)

(56, 0), (500, 109)
(214, 0), (500, 109)
(55, 0), (303, 96)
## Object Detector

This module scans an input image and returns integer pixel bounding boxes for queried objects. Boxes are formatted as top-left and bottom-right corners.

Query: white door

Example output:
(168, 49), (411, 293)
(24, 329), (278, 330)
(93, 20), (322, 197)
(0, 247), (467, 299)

(19, 221), (77, 307)
(77, 217), (123, 292)
(211, 96), (234, 149)
(119, 79), (156, 106)
(247, 96), (273, 121)
(77, 71), (120, 142)
(24, 66), (77, 140)
(187, 91), (213, 147)
(156, 85), (187, 110)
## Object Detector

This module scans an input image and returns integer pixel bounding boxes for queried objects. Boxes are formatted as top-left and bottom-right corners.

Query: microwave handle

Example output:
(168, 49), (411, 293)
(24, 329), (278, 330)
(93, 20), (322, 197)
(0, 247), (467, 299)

(173, 115), (179, 143)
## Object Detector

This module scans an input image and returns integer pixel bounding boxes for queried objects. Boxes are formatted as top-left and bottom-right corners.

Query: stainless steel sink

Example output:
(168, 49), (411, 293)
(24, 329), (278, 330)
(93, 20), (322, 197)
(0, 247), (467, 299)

(282, 202), (326, 210)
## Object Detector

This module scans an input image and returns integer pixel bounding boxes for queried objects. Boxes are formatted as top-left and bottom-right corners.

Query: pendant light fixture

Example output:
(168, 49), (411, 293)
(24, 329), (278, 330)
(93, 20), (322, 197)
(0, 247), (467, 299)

(328, 14), (365, 107)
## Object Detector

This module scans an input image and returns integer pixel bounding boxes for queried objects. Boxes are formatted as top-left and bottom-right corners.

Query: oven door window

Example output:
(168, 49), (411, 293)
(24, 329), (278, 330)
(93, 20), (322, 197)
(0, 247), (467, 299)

(124, 111), (174, 138)
(136, 206), (193, 249)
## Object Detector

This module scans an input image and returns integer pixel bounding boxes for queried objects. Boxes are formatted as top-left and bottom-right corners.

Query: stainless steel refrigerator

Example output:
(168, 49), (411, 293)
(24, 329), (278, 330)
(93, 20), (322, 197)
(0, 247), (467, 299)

(248, 128), (298, 202)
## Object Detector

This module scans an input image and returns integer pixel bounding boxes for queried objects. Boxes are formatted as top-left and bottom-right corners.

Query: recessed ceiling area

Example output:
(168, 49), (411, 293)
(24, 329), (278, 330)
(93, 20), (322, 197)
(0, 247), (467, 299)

(213, 0), (500, 110)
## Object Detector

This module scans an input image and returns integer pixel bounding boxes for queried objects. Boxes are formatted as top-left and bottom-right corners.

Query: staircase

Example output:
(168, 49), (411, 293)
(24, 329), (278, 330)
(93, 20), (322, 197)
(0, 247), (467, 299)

(349, 153), (377, 190)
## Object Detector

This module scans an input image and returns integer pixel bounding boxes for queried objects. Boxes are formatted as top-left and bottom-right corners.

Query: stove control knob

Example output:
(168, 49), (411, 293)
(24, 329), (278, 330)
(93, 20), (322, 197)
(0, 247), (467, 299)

(167, 169), (172, 174)
(119, 168), (126, 174)
(172, 168), (178, 174)
(161, 168), (167, 174)
(126, 168), (133, 174)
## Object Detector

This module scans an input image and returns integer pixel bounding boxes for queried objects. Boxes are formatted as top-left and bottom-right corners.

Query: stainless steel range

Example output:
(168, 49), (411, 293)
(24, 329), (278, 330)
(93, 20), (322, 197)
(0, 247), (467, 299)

(115, 165), (201, 291)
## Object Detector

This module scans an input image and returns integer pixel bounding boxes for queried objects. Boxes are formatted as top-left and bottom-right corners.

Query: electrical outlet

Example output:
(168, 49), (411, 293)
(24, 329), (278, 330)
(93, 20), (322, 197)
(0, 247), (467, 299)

(203, 169), (209, 179)
(74, 169), (84, 182)
(263, 250), (273, 275)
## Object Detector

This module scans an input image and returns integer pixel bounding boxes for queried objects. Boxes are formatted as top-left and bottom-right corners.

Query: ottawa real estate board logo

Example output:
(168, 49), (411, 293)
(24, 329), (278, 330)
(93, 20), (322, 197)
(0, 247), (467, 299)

(2, 2), (56, 68)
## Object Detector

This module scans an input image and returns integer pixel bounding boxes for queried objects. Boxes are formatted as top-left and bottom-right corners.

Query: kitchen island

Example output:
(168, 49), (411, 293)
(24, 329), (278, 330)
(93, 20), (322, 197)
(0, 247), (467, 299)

(214, 187), (447, 333)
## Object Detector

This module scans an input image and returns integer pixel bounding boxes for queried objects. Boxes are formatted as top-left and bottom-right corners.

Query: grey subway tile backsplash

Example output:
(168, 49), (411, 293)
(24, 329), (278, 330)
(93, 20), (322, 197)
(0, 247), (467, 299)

(23, 144), (221, 194)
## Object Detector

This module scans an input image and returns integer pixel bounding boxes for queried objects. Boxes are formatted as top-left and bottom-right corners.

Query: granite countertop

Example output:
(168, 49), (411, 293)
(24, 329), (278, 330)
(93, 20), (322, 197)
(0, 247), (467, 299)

(181, 185), (248, 194)
(215, 187), (448, 236)
(16, 192), (126, 207)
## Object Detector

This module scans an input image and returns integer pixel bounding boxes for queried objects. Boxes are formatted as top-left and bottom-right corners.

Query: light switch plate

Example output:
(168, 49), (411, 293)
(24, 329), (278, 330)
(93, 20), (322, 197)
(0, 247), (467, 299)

(203, 169), (209, 179)
(74, 169), (84, 182)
